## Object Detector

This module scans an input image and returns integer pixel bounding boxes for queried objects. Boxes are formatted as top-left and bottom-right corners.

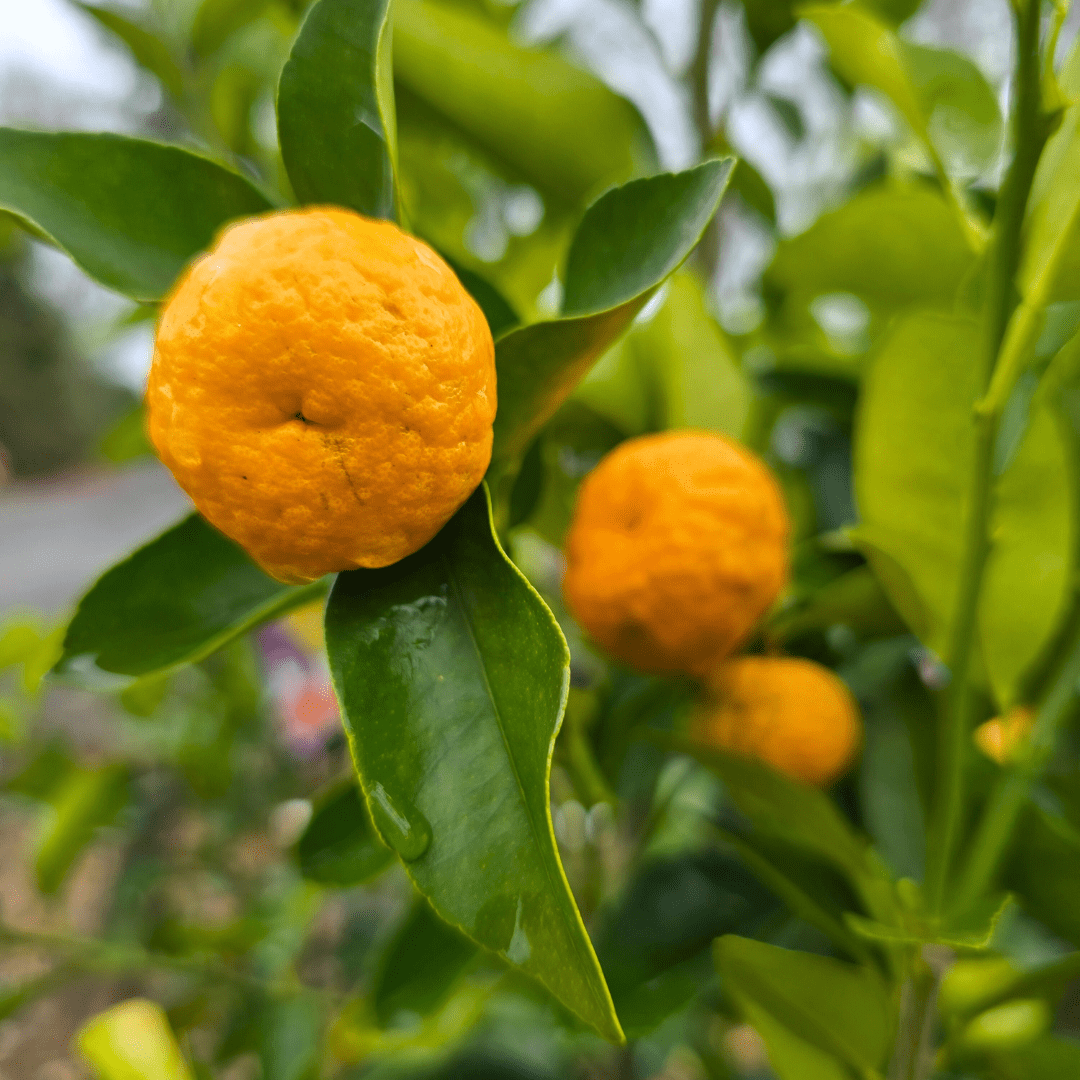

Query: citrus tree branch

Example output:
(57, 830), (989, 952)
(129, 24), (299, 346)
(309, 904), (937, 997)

(924, 0), (1046, 916)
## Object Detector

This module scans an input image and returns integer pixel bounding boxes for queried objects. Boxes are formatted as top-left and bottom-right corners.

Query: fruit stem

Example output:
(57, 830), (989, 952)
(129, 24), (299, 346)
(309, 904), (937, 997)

(924, 0), (1046, 918)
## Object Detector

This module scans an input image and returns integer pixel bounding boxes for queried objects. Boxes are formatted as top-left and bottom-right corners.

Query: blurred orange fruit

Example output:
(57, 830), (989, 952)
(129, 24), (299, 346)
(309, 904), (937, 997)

(147, 207), (495, 583)
(562, 430), (789, 674)
(693, 655), (861, 786)
(974, 706), (1035, 765)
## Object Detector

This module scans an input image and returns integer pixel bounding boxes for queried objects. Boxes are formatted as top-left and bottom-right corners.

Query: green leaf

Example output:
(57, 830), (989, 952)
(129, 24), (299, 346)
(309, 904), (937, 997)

(856, 669), (928, 883)
(854, 312), (1074, 705)
(277, 0), (398, 219)
(652, 732), (897, 925)
(445, 259), (520, 338)
(845, 893), (1012, 951)
(373, 898), (477, 1025)
(733, 994), (848, 1080)
(593, 849), (779, 1035)
(393, 0), (647, 204)
(192, 0), (274, 57)
(981, 403), (1076, 704)
(719, 830), (874, 964)
(576, 271), (750, 437)
(769, 565), (907, 644)
(764, 184), (974, 333)
(714, 936), (893, 1075)
(35, 764), (130, 893)
(54, 515), (324, 689)
(257, 996), (322, 1080)
(1017, 43), (1080, 305)
(0, 130), (272, 301)
(73, 4), (186, 98)
(991, 1036), (1080, 1080)
(1006, 806), (1080, 947)
(78, 999), (194, 1080)
(958, 998), (1051, 1053)
(744, 0), (920, 54)
(802, 5), (1001, 179)
(491, 159), (733, 464)
(324, 485), (622, 1043)
(296, 780), (394, 886)
(98, 405), (153, 464)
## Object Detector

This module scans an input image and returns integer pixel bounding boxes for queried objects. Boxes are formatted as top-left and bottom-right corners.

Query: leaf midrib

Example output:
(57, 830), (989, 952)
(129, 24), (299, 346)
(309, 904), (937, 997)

(443, 552), (607, 1014)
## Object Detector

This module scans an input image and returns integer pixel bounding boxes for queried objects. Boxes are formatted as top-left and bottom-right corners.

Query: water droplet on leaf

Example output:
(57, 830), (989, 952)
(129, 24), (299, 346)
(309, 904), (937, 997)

(504, 896), (531, 965)
(368, 781), (431, 861)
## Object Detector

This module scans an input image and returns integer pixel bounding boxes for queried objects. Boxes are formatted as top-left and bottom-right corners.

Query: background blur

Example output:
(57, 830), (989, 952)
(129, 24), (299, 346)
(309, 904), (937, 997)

(2, 0), (1077, 1077)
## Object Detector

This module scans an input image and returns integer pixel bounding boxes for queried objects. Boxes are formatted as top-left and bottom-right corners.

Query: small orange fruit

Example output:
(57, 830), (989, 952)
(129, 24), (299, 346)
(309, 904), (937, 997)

(147, 207), (496, 584)
(974, 706), (1034, 765)
(562, 431), (788, 675)
(693, 656), (861, 786)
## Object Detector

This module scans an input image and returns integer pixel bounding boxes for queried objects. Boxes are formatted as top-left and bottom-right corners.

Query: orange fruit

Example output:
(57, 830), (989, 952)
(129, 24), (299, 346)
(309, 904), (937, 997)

(974, 706), (1034, 765)
(693, 656), (861, 786)
(147, 207), (496, 584)
(562, 431), (789, 674)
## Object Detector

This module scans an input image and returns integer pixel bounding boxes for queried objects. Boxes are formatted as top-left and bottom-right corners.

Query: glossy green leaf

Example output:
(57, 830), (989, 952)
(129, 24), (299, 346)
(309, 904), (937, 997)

(714, 936), (893, 1075)
(277, 0), (398, 219)
(0, 130), (272, 301)
(854, 312), (1074, 705)
(73, 4), (185, 98)
(373, 897), (477, 1025)
(78, 999), (194, 1080)
(576, 271), (750, 437)
(325, 485), (622, 1042)
(54, 515), (324, 689)
(296, 780), (394, 886)
(393, 0), (646, 204)
(35, 764), (129, 893)
(803, 5), (1001, 179)
(491, 159), (733, 464)
(192, 0), (274, 57)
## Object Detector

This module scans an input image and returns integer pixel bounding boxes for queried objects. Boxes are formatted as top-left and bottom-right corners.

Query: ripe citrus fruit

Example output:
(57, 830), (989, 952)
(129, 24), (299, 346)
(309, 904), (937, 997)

(147, 207), (496, 584)
(562, 431), (789, 674)
(974, 706), (1034, 765)
(693, 656), (861, 786)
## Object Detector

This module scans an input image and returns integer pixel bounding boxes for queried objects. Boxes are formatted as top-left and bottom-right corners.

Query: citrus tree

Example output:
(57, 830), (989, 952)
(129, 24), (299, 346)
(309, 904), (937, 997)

(3, 0), (1080, 1077)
